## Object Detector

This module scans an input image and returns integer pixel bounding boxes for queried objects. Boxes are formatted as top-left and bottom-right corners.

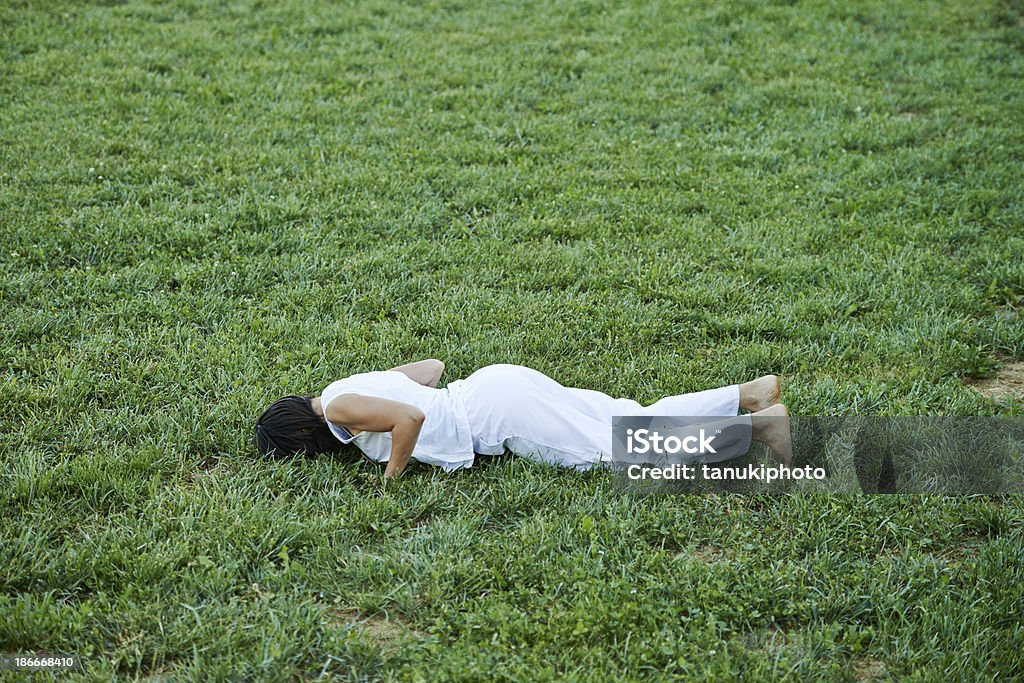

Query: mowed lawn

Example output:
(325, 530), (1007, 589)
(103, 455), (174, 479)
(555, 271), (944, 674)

(2, 0), (1024, 680)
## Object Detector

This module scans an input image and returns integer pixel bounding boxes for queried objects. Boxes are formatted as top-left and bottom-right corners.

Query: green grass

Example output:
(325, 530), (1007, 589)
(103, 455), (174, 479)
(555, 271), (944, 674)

(2, 0), (1024, 679)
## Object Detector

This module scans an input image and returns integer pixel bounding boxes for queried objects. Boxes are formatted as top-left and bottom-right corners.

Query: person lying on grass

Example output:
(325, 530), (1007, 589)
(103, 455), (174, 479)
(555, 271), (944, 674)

(254, 360), (792, 477)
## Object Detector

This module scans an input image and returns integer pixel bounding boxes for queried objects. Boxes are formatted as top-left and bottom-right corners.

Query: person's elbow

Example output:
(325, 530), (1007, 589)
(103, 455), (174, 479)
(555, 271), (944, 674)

(401, 407), (426, 426)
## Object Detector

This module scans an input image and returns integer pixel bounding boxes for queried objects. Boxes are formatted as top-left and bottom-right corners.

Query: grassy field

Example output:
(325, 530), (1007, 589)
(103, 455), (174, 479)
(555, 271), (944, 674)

(2, 0), (1024, 679)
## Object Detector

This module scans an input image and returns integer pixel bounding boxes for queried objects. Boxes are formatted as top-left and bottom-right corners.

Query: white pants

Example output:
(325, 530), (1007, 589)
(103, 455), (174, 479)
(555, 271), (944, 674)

(449, 364), (741, 468)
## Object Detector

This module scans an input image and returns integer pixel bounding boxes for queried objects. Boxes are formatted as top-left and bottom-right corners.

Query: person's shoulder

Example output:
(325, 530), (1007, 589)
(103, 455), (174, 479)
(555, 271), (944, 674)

(322, 372), (371, 395)
(322, 370), (404, 396)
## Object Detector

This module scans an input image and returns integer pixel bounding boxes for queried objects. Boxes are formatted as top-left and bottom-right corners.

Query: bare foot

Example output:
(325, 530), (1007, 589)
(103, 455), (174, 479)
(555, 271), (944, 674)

(740, 375), (781, 412)
(751, 404), (792, 466)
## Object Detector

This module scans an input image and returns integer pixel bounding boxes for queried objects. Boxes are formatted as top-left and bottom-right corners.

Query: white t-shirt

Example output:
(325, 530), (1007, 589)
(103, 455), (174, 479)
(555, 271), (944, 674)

(320, 371), (476, 471)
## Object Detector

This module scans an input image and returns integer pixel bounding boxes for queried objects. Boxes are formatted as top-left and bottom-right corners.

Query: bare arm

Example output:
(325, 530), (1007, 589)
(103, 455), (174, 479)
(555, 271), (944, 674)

(324, 394), (425, 478)
(388, 359), (445, 388)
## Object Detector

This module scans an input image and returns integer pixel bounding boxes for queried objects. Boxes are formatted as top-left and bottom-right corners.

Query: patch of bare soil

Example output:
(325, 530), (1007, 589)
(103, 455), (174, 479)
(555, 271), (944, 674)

(967, 361), (1024, 401)
(673, 544), (724, 564)
(853, 657), (888, 681)
(325, 606), (425, 643)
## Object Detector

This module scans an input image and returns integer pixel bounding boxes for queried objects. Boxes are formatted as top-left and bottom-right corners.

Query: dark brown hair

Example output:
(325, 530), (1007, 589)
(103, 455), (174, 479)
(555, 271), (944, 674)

(254, 395), (342, 458)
